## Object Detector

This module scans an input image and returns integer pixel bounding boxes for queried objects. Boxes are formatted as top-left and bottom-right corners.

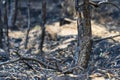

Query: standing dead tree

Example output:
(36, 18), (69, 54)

(24, 0), (31, 49)
(0, 0), (18, 50)
(74, 0), (120, 72)
(8, 0), (18, 29)
(3, 0), (9, 53)
(0, 4), (3, 48)
(38, 0), (46, 54)
(74, 0), (92, 71)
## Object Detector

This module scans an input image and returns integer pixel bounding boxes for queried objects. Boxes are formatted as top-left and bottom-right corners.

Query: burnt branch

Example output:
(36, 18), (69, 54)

(93, 34), (120, 43)
(90, 1), (120, 11)
(0, 51), (61, 72)
(0, 58), (20, 66)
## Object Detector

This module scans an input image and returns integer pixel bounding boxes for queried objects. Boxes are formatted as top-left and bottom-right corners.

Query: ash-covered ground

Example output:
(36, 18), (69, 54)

(0, 0), (120, 80)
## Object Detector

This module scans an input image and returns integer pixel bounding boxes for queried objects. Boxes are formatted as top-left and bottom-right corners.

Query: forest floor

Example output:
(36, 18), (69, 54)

(0, 0), (120, 80)
(2, 19), (119, 80)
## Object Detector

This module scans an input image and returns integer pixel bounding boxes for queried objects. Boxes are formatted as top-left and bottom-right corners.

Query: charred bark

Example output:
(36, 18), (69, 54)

(75, 0), (92, 70)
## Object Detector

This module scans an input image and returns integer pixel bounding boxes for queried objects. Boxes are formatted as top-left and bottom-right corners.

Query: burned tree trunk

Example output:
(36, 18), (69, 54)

(24, 0), (31, 49)
(3, 1), (9, 53)
(39, 0), (46, 53)
(0, 7), (3, 48)
(75, 0), (92, 69)
(8, 0), (18, 29)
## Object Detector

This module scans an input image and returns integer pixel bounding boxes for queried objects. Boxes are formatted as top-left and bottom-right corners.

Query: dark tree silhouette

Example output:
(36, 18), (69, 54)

(0, 6), (3, 48)
(8, 0), (18, 29)
(24, 0), (31, 49)
(39, 0), (46, 54)
(3, 1), (9, 53)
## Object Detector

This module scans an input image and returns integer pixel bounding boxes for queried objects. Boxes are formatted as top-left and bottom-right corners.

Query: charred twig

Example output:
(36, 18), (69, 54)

(22, 60), (35, 70)
(62, 66), (84, 74)
(99, 2), (120, 10)
(93, 34), (120, 43)
(24, 0), (31, 49)
(0, 58), (20, 66)
(0, 51), (61, 72)
(15, 50), (35, 70)
(21, 57), (59, 71)
(77, 1), (120, 12)
(90, 1), (120, 11)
